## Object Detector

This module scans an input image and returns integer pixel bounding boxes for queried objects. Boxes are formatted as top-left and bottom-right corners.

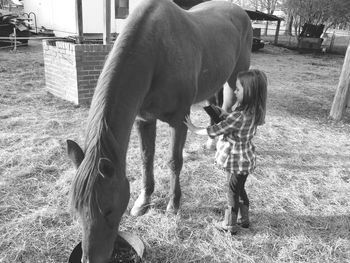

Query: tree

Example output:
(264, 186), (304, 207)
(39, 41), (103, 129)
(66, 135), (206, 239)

(0, 0), (7, 9)
(245, 0), (261, 9)
(284, 13), (294, 35)
(283, 0), (350, 34)
(228, 0), (283, 37)
(258, 0), (280, 35)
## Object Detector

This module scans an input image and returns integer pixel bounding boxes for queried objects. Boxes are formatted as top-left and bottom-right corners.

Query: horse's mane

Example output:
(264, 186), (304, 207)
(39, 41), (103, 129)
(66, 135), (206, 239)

(70, 61), (117, 218)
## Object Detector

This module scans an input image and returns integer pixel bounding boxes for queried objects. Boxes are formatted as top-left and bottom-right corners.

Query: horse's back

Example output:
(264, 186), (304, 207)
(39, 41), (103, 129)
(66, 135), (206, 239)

(188, 0), (250, 23)
(186, 1), (252, 102)
(118, 0), (252, 122)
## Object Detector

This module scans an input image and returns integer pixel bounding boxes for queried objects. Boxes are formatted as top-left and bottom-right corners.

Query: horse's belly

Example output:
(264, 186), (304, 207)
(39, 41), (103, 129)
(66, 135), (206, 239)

(194, 82), (223, 103)
(194, 68), (232, 103)
(137, 94), (179, 123)
(137, 108), (179, 124)
(136, 111), (158, 122)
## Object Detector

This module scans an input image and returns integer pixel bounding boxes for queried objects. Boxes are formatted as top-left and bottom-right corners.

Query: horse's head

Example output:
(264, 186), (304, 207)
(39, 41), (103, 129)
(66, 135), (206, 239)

(67, 140), (130, 263)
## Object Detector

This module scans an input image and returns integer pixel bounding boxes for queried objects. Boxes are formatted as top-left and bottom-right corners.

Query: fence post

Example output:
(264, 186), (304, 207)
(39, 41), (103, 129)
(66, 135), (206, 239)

(274, 20), (281, 45)
(13, 27), (17, 52)
(329, 31), (336, 53)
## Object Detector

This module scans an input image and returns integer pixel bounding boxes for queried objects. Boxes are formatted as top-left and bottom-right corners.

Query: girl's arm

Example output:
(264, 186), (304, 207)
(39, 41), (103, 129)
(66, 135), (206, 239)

(184, 115), (208, 136)
(207, 111), (244, 137)
(213, 101), (239, 118)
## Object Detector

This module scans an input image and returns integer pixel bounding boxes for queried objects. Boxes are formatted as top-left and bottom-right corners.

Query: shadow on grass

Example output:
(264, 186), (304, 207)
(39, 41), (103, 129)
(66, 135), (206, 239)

(252, 212), (350, 241)
(185, 207), (350, 243)
(142, 243), (215, 263)
(142, 210), (350, 262)
(259, 150), (350, 165)
(270, 90), (332, 120)
(270, 83), (350, 124)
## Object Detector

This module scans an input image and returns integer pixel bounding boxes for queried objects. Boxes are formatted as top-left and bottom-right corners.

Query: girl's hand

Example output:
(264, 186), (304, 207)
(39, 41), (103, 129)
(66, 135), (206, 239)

(218, 109), (228, 118)
(231, 101), (240, 111)
(184, 115), (196, 132)
(184, 115), (210, 136)
(213, 105), (228, 118)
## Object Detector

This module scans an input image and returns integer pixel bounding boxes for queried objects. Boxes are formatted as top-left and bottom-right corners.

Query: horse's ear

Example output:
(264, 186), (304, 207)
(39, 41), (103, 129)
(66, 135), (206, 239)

(66, 140), (85, 169)
(98, 158), (115, 178)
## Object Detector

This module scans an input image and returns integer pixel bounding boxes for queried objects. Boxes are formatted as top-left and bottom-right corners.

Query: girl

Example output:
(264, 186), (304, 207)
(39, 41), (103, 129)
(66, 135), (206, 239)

(184, 69), (267, 235)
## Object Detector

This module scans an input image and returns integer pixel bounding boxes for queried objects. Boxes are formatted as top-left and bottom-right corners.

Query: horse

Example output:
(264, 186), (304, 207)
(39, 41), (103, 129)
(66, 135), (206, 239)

(66, 0), (252, 262)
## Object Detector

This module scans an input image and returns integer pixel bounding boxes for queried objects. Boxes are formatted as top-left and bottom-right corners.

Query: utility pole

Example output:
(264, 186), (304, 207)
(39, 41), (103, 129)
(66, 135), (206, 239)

(75, 0), (83, 44)
(330, 43), (350, 120)
(103, 0), (111, 45)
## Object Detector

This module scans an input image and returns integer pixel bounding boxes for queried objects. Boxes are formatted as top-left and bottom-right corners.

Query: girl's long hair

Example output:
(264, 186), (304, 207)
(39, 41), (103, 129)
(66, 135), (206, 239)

(238, 69), (267, 126)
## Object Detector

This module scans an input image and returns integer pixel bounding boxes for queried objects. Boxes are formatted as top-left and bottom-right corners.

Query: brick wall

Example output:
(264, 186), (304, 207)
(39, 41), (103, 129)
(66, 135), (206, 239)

(42, 40), (113, 105)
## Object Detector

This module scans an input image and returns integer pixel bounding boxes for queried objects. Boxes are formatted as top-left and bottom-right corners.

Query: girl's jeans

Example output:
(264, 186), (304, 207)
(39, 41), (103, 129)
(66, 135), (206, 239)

(226, 172), (249, 213)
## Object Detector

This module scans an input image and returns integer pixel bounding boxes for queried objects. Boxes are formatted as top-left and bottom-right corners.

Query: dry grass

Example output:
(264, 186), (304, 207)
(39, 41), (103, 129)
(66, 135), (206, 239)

(1, 41), (350, 263)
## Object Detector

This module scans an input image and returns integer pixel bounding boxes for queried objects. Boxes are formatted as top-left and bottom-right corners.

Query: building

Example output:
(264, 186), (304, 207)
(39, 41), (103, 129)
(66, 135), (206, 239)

(22, 0), (140, 37)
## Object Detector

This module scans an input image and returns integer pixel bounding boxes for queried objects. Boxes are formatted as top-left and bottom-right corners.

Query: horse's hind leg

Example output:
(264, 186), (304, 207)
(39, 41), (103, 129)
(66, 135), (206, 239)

(130, 119), (156, 216)
(167, 120), (188, 214)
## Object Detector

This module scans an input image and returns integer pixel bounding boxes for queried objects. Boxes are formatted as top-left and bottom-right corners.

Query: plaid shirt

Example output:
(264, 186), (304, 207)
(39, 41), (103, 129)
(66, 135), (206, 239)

(206, 110), (257, 174)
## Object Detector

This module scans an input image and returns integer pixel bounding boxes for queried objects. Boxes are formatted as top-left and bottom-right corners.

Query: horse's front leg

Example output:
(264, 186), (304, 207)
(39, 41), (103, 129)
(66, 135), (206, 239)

(167, 121), (188, 214)
(130, 119), (156, 216)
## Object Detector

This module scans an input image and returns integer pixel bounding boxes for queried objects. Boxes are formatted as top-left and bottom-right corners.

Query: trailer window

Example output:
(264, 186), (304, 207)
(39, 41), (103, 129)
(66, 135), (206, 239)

(115, 0), (129, 19)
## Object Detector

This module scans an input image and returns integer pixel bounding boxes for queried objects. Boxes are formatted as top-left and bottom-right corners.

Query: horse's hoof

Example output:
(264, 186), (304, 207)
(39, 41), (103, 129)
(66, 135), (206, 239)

(205, 139), (216, 151)
(130, 205), (149, 217)
(130, 192), (151, 216)
(166, 203), (179, 215)
(182, 150), (190, 160)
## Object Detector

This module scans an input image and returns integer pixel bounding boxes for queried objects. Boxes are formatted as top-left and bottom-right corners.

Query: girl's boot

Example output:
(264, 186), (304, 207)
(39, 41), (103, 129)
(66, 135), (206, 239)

(237, 202), (250, 228)
(214, 206), (238, 235)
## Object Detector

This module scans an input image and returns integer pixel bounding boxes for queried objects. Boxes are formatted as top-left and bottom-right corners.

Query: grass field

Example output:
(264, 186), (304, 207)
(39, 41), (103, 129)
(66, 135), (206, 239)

(1, 41), (350, 263)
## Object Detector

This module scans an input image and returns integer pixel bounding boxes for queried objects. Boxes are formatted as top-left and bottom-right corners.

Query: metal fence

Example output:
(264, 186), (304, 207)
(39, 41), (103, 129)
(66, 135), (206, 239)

(253, 21), (350, 55)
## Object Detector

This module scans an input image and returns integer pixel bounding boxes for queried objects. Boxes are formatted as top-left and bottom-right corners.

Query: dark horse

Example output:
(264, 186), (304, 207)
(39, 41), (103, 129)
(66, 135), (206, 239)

(66, 0), (252, 262)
